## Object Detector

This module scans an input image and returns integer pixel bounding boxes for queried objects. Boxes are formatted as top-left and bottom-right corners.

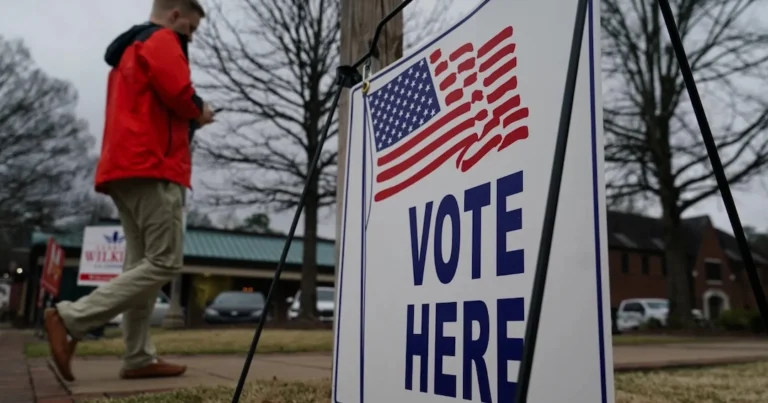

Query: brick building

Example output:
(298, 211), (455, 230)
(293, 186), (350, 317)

(607, 211), (768, 320)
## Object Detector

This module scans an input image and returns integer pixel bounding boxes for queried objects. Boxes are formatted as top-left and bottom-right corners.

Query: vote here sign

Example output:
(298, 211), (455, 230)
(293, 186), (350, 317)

(332, 0), (614, 402)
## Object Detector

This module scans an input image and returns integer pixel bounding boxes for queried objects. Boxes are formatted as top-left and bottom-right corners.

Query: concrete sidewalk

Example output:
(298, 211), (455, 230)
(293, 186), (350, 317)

(62, 354), (332, 398)
(44, 340), (768, 399)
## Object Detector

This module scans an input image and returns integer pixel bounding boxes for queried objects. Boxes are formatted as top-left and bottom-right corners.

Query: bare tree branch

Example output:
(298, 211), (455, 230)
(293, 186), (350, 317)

(0, 35), (96, 231)
(602, 0), (768, 325)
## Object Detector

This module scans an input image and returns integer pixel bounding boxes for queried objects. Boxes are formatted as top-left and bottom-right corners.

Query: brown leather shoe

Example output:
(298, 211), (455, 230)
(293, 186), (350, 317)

(120, 359), (187, 379)
(43, 308), (75, 382)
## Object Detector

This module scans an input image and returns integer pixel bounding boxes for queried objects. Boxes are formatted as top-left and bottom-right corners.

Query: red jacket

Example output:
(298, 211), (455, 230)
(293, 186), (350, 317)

(95, 22), (203, 192)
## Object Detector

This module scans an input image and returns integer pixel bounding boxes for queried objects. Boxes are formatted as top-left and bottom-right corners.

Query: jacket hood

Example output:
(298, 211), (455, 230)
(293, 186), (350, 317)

(104, 22), (190, 68)
(104, 22), (159, 68)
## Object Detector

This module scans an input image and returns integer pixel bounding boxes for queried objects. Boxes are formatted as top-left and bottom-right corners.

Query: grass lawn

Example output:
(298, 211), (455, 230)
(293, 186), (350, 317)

(89, 361), (768, 402)
(611, 334), (706, 345)
(24, 328), (333, 358)
(24, 328), (718, 358)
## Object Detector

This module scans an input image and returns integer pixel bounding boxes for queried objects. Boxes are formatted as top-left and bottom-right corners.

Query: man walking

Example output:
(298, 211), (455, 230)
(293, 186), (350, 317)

(44, 0), (214, 382)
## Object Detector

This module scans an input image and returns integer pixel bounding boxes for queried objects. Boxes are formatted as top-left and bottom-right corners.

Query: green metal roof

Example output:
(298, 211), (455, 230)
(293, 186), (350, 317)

(31, 226), (336, 267)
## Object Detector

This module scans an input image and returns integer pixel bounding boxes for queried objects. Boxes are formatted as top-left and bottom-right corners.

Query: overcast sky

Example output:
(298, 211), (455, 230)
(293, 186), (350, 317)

(2, 0), (768, 238)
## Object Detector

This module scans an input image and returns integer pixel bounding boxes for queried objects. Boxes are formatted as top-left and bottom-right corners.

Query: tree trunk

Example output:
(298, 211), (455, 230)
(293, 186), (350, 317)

(663, 214), (695, 328)
(300, 155), (320, 321)
(335, 0), (404, 273)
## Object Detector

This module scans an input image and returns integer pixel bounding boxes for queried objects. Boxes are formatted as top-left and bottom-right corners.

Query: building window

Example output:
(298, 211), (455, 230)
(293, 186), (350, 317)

(641, 256), (649, 275)
(661, 257), (668, 276)
(621, 253), (629, 273)
(705, 261), (722, 281)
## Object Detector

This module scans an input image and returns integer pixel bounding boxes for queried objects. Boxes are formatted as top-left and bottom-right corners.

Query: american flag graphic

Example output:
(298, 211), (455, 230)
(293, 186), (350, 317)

(366, 26), (530, 203)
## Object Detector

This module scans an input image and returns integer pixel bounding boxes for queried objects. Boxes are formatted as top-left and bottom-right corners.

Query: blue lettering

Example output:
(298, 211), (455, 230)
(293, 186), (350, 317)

(463, 300), (492, 402)
(496, 171), (524, 276)
(434, 302), (457, 397)
(405, 304), (430, 392)
(408, 202), (433, 286)
(434, 195), (461, 284)
(464, 182), (491, 279)
(497, 297), (525, 402)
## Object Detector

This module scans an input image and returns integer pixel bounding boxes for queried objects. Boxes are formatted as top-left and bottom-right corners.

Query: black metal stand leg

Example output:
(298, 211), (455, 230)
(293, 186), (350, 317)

(228, 3), (412, 401)
(657, 0), (768, 333)
(230, 69), (355, 403)
(514, 0), (589, 402)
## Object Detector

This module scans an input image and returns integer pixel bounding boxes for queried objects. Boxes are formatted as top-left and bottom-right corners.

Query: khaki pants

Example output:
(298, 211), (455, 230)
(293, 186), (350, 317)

(56, 178), (184, 370)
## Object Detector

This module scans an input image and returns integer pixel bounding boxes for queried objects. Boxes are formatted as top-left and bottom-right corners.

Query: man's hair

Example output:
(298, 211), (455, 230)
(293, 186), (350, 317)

(152, 0), (206, 17)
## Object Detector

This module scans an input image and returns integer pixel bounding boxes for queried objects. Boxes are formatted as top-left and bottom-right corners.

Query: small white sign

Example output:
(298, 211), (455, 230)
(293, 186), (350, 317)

(77, 225), (125, 286)
(332, 0), (614, 402)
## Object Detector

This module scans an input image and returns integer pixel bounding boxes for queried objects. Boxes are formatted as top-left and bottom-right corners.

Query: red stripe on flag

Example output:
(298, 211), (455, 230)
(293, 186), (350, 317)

(483, 57), (517, 87)
(439, 73), (457, 91)
(479, 44), (516, 73)
(430, 49), (442, 64)
(457, 58), (476, 74)
(460, 134), (503, 172)
(499, 126), (530, 151)
(374, 136), (476, 202)
(446, 89), (464, 106)
(464, 73), (478, 86)
(377, 115), (478, 182)
(471, 90), (484, 104)
(435, 60), (449, 76)
(377, 102), (472, 166)
(482, 117), (500, 137)
(478, 26), (513, 58)
(502, 107), (530, 128)
(493, 95), (521, 118)
(487, 77), (518, 104)
(450, 43), (474, 61)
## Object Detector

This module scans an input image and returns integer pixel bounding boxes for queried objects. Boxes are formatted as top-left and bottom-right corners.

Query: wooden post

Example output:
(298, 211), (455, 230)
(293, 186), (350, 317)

(335, 0), (403, 273)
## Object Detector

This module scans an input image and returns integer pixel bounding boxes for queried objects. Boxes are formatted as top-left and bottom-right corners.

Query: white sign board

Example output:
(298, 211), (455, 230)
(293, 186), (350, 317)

(332, 0), (614, 402)
(77, 225), (125, 286)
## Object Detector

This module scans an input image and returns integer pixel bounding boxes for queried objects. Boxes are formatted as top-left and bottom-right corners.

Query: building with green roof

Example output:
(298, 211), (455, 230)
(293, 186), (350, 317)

(14, 221), (336, 327)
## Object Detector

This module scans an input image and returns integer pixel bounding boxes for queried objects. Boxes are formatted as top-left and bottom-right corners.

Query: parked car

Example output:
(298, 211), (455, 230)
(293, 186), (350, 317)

(615, 298), (702, 332)
(204, 291), (267, 324)
(287, 286), (335, 322)
(108, 291), (172, 327)
(0, 283), (10, 322)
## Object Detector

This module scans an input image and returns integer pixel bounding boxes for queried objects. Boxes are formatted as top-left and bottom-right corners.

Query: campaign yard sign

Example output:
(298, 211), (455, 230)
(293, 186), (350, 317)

(332, 0), (613, 402)
(40, 238), (65, 297)
(77, 226), (125, 286)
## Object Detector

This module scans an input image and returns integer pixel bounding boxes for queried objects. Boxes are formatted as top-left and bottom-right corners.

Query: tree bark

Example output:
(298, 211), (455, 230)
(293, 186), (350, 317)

(300, 159), (320, 320)
(335, 0), (403, 280)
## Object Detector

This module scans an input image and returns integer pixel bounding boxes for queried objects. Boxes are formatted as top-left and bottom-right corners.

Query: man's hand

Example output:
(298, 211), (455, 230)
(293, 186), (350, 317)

(196, 103), (215, 126)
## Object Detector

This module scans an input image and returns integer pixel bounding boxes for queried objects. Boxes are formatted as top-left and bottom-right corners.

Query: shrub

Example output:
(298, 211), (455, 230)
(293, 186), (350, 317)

(716, 309), (750, 331)
(748, 311), (766, 334)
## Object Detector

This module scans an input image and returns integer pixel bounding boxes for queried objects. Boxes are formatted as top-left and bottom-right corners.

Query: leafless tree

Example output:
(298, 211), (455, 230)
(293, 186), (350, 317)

(0, 35), (95, 232)
(193, 0), (455, 320)
(602, 0), (768, 326)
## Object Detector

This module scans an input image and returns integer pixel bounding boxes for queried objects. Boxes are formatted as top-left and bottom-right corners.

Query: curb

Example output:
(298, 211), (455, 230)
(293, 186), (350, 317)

(614, 356), (767, 372)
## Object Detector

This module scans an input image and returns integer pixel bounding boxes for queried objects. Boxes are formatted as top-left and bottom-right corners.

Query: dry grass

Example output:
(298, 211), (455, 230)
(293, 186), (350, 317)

(616, 361), (768, 402)
(25, 328), (715, 358)
(87, 362), (768, 402)
(25, 328), (333, 358)
(612, 334), (713, 345)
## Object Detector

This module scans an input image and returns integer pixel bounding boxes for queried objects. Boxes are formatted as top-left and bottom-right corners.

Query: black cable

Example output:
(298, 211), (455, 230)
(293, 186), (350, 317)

(513, 0), (589, 401)
(229, 2), (413, 401)
(657, 0), (768, 332)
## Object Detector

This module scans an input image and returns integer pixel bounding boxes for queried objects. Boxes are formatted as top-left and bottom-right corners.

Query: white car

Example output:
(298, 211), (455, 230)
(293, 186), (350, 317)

(108, 292), (173, 327)
(615, 298), (702, 332)
(287, 286), (335, 322)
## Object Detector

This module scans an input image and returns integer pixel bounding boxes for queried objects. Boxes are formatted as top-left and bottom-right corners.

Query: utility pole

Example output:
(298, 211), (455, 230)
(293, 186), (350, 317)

(335, 0), (403, 272)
